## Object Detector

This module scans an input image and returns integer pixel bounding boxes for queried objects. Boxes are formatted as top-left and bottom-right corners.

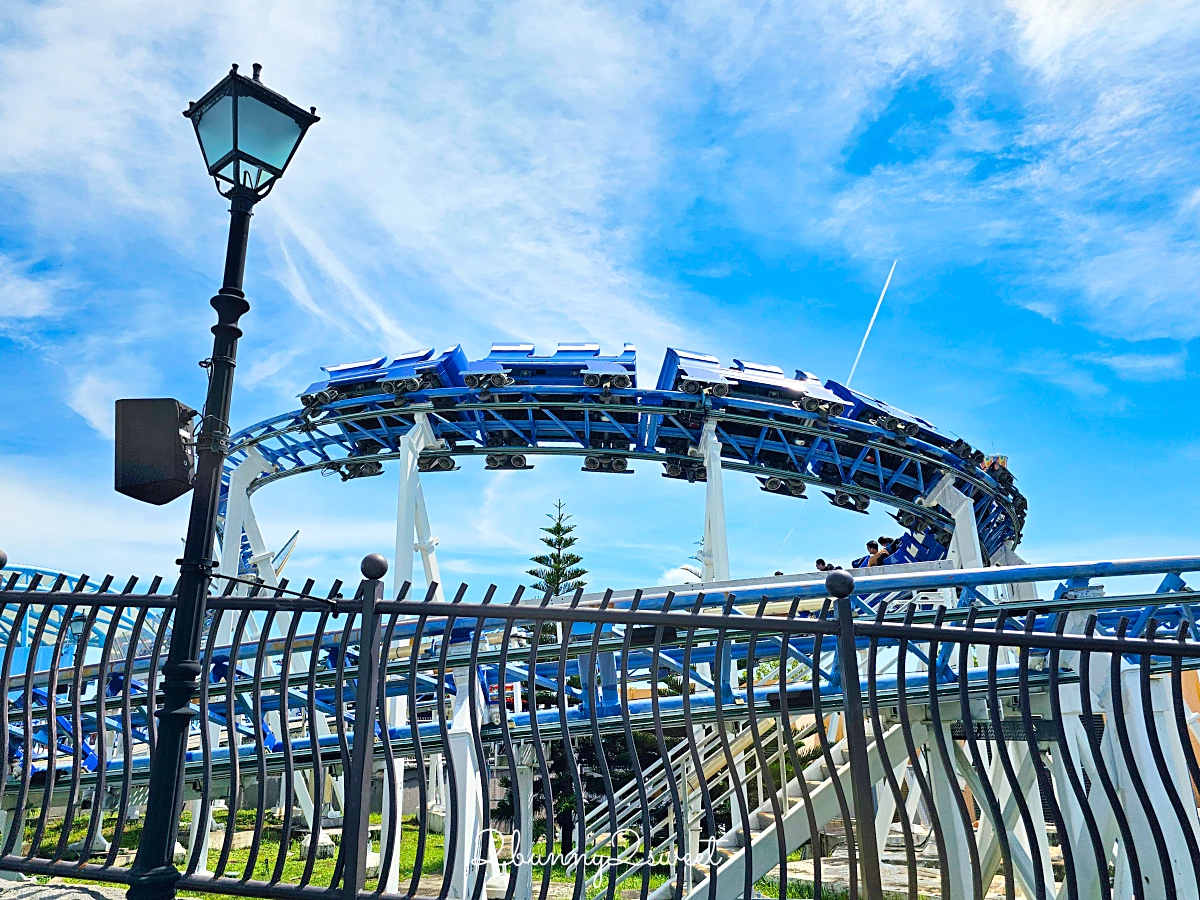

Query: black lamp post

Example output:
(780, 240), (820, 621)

(126, 64), (317, 900)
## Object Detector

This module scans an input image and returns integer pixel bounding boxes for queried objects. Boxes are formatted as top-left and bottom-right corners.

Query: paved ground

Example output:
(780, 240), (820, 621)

(0, 886), (128, 900)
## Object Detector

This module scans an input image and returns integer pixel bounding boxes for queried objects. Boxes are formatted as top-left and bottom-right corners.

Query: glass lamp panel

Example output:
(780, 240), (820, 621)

(239, 163), (276, 190)
(195, 95), (234, 170)
(236, 97), (303, 171)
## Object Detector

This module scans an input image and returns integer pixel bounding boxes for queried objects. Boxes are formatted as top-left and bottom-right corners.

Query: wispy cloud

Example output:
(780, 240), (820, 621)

(0, 254), (62, 320)
(1013, 350), (1108, 399)
(1084, 349), (1187, 382)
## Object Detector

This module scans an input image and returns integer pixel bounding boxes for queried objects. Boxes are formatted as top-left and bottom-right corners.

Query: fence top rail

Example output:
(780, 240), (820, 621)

(564, 555), (1200, 607)
(0, 592), (177, 608)
(376, 595), (1200, 656)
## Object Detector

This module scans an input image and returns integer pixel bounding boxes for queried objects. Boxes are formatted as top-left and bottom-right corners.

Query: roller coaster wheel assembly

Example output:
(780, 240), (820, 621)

(797, 396), (822, 413)
(490, 373), (510, 388)
(584, 373), (602, 387)
(854, 494), (870, 511)
(303, 388), (338, 408)
(611, 373), (632, 389)
(711, 383), (730, 398)
(680, 379), (701, 394)
(340, 460), (383, 481)
(765, 476), (783, 492)
(788, 480), (806, 497)
(584, 456), (601, 470)
(509, 454), (528, 469)
(611, 457), (629, 472)
(464, 374), (482, 389)
(950, 438), (974, 460)
(485, 454), (503, 469)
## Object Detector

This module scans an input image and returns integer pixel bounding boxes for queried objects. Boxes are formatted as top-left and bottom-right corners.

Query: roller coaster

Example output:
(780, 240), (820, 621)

(218, 342), (1024, 593)
(2, 341), (1200, 900)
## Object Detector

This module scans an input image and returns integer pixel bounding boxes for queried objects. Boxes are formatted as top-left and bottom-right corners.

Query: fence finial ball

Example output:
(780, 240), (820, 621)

(0, 549), (7, 570)
(825, 570), (855, 599)
(361, 554), (388, 580)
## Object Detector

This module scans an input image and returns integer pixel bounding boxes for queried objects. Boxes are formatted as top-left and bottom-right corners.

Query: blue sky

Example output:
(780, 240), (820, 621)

(2, 1), (1198, 596)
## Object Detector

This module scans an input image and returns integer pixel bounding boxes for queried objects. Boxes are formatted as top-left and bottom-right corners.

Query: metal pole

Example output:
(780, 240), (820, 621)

(342, 555), (387, 900)
(828, 571), (885, 900)
(126, 187), (256, 900)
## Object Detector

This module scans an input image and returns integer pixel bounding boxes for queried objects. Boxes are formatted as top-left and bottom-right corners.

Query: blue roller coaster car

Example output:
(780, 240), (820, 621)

(656, 349), (845, 415)
(461, 342), (637, 391)
(299, 346), (468, 408)
(823, 380), (986, 466)
(851, 529), (947, 569)
(822, 381), (943, 441)
(656, 349), (732, 396)
(725, 360), (845, 415)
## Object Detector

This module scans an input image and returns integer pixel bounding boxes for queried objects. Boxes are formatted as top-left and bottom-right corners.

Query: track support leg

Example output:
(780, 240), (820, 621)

(394, 413), (444, 600)
(699, 420), (730, 583)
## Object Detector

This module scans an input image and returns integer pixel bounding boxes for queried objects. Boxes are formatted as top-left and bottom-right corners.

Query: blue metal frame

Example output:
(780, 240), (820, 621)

(223, 342), (1026, 561)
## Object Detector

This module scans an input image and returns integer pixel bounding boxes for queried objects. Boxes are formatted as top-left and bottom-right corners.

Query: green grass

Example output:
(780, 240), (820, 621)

(23, 813), (875, 900)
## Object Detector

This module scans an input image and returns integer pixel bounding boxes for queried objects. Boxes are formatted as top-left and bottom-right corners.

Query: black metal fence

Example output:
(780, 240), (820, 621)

(1, 563), (1199, 900)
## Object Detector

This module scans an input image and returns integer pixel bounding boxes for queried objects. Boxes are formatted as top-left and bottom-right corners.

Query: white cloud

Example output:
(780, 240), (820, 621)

(1013, 351), (1108, 399)
(0, 254), (59, 319)
(68, 373), (133, 439)
(659, 565), (702, 585)
(1084, 349), (1187, 381)
(0, 458), (187, 580)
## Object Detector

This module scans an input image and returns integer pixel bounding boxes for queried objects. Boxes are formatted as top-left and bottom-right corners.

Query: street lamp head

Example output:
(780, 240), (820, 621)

(184, 63), (319, 201)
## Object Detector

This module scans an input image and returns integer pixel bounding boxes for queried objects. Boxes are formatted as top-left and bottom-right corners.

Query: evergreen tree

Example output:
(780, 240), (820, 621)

(527, 500), (587, 596)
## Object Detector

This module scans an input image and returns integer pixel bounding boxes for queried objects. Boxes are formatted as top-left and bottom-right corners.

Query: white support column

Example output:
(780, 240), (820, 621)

(378, 756), (407, 890)
(698, 420), (730, 583)
(380, 695), (409, 893)
(926, 732), (975, 900)
(1109, 666), (1200, 898)
(992, 541), (1038, 604)
(873, 757), (909, 856)
(513, 752), (535, 900)
(446, 666), (487, 900)
(414, 482), (445, 602)
(219, 448), (274, 582)
(395, 413), (442, 598)
(923, 476), (984, 571)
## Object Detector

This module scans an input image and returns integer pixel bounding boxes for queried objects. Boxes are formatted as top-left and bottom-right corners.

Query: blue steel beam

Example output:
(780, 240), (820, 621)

(221, 341), (1026, 561)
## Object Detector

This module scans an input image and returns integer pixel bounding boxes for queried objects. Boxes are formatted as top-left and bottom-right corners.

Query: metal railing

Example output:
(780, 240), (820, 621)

(0, 558), (1199, 900)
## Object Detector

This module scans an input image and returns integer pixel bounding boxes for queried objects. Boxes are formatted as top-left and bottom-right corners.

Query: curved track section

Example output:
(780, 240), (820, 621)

(224, 342), (1026, 561)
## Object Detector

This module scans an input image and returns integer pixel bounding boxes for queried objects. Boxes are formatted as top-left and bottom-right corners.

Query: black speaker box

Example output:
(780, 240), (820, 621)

(115, 398), (197, 505)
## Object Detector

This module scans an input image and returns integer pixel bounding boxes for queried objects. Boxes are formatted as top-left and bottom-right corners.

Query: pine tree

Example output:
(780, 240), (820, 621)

(527, 500), (587, 596)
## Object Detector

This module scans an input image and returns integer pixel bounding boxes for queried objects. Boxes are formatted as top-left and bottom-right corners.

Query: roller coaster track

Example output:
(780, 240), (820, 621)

(221, 343), (1026, 562)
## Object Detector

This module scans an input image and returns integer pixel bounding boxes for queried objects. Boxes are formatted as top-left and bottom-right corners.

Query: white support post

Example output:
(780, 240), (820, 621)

(414, 482), (445, 602)
(1109, 667), (1200, 898)
(924, 477), (984, 571)
(698, 420), (730, 583)
(513, 753), (535, 900)
(219, 448), (274, 583)
(380, 695), (409, 893)
(992, 541), (1039, 604)
(395, 413), (443, 599)
(446, 666), (487, 899)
